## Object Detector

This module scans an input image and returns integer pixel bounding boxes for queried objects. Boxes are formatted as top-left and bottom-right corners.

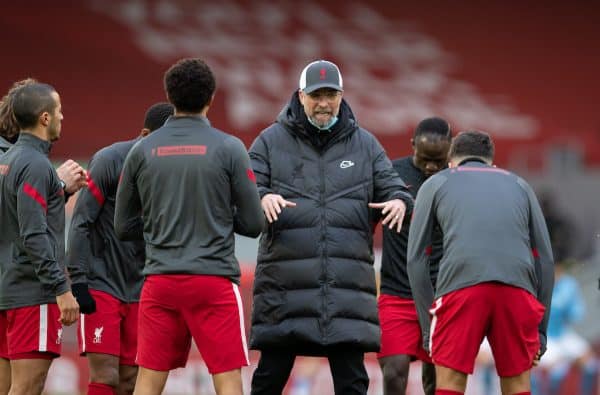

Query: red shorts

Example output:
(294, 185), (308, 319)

(1, 304), (62, 360)
(377, 294), (431, 363)
(78, 290), (139, 365)
(137, 274), (249, 374)
(429, 282), (545, 376)
(0, 311), (8, 359)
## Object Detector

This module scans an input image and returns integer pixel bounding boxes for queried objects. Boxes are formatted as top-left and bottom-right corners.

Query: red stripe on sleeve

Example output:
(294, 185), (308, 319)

(86, 173), (105, 206)
(246, 168), (257, 183)
(532, 248), (540, 258)
(425, 245), (433, 256)
(23, 182), (47, 214)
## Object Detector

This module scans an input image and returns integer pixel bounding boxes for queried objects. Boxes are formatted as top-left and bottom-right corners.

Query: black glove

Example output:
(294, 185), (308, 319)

(71, 283), (97, 314)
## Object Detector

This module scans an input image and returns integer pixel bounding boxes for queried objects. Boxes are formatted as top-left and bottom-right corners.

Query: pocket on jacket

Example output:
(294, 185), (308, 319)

(259, 223), (277, 255)
(254, 290), (285, 324)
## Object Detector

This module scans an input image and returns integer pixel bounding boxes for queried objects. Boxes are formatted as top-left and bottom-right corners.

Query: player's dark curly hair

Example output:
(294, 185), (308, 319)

(449, 130), (495, 161)
(164, 58), (216, 113)
(143, 102), (174, 131)
(0, 78), (38, 142)
(414, 116), (452, 140)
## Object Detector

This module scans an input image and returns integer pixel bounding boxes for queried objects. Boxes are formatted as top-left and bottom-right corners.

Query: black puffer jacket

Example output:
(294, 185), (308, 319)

(249, 93), (412, 354)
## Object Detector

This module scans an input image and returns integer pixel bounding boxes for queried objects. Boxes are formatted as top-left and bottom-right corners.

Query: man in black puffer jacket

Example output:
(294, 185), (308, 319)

(249, 60), (413, 395)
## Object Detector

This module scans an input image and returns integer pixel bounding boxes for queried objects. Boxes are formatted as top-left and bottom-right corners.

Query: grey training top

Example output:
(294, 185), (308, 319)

(114, 115), (264, 284)
(67, 138), (145, 302)
(407, 160), (554, 353)
(0, 133), (70, 309)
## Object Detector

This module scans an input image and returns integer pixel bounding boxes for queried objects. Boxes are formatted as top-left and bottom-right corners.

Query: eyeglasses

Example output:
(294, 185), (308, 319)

(307, 91), (341, 101)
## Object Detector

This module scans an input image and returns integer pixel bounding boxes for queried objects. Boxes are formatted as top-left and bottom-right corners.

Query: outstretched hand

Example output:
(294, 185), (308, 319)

(368, 198), (406, 232)
(261, 193), (297, 223)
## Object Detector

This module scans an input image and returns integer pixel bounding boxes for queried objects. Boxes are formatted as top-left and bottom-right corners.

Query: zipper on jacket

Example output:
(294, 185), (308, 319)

(319, 154), (329, 341)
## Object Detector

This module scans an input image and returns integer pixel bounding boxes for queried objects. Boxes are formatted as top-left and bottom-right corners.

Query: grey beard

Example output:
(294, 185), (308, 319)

(308, 115), (338, 131)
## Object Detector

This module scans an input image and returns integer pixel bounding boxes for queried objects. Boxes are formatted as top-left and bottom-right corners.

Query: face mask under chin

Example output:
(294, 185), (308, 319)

(308, 115), (338, 132)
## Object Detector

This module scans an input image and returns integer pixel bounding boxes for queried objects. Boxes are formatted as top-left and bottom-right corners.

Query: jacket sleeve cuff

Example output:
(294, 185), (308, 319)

(54, 280), (71, 296)
(394, 192), (414, 214)
(258, 187), (274, 199)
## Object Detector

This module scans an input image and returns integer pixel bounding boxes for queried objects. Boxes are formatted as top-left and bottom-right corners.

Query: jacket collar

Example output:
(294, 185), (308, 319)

(15, 132), (52, 155)
(277, 91), (358, 150)
(0, 136), (12, 152)
(457, 157), (489, 166)
(163, 115), (211, 128)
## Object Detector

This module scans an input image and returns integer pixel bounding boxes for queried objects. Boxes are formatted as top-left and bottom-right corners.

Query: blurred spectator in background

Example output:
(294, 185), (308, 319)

(532, 259), (598, 395)
(538, 193), (573, 263)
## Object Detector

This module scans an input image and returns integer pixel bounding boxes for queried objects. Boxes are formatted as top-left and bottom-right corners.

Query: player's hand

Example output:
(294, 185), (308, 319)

(56, 291), (80, 326)
(532, 349), (541, 366)
(261, 193), (296, 223)
(422, 338), (431, 356)
(56, 159), (87, 194)
(369, 199), (407, 232)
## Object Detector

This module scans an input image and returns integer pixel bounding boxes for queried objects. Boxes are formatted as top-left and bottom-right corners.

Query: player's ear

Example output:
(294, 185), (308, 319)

(298, 89), (306, 105)
(140, 128), (151, 137)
